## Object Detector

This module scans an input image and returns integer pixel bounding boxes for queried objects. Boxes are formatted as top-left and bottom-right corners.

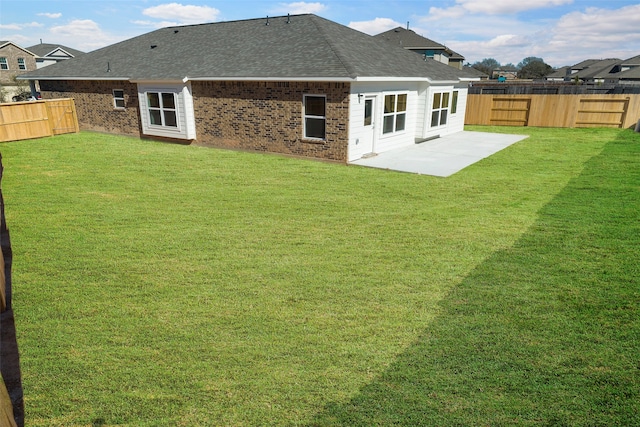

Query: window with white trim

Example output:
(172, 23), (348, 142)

(431, 92), (450, 127)
(382, 93), (407, 134)
(303, 95), (326, 140)
(0, 58), (8, 70)
(146, 91), (178, 128)
(17, 58), (26, 70)
(451, 90), (459, 114)
(113, 89), (125, 109)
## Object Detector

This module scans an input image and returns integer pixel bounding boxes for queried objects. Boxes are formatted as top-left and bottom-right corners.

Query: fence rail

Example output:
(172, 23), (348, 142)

(0, 98), (79, 142)
(465, 94), (640, 129)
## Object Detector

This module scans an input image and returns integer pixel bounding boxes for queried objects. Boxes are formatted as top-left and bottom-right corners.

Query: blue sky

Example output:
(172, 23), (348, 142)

(1, 0), (639, 67)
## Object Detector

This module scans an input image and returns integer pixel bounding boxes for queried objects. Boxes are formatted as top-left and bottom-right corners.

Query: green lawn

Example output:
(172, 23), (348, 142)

(2, 126), (638, 426)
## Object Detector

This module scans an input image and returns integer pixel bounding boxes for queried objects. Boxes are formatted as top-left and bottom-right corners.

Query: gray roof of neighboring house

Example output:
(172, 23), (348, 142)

(374, 27), (465, 60)
(27, 43), (84, 58)
(545, 66), (570, 79)
(570, 58), (621, 79)
(21, 14), (475, 82)
(462, 66), (488, 78)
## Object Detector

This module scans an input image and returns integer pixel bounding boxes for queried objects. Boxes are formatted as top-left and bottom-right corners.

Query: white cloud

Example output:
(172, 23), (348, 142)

(348, 18), (403, 35)
(0, 22), (43, 30)
(272, 2), (327, 15)
(142, 3), (220, 25)
(37, 13), (62, 19)
(49, 19), (123, 51)
(427, 0), (573, 18)
(131, 20), (181, 29)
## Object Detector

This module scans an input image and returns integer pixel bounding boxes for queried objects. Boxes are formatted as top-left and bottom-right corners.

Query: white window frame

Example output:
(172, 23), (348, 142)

(113, 89), (125, 109)
(430, 92), (450, 128)
(0, 58), (8, 70)
(382, 93), (408, 135)
(451, 90), (459, 115)
(303, 94), (326, 140)
(146, 91), (179, 129)
(17, 58), (26, 70)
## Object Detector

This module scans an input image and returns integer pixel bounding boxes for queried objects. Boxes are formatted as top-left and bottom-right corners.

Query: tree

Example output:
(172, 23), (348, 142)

(471, 58), (500, 77)
(517, 56), (545, 69)
(518, 58), (553, 79)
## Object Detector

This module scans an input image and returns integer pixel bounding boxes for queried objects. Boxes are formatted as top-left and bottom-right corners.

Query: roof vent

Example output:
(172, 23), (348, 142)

(287, 13), (290, 24)
(266, 16), (270, 26)
(151, 44), (157, 49)
(174, 30), (179, 34)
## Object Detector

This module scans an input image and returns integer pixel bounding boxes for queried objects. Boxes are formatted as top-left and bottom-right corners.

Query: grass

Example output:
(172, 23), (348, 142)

(1, 126), (638, 426)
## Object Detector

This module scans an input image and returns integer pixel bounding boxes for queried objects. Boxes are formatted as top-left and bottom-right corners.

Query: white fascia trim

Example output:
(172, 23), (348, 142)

(353, 76), (461, 84)
(185, 76), (355, 82)
(459, 77), (481, 82)
(20, 76), (130, 81)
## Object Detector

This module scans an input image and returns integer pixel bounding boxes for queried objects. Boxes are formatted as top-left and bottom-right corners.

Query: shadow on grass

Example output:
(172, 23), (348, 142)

(309, 130), (640, 426)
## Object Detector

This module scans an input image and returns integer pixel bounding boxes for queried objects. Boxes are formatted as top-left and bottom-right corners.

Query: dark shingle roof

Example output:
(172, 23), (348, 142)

(27, 43), (84, 58)
(21, 15), (471, 82)
(374, 27), (464, 60)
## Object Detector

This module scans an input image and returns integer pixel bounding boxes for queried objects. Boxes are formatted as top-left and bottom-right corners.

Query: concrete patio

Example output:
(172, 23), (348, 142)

(349, 131), (529, 177)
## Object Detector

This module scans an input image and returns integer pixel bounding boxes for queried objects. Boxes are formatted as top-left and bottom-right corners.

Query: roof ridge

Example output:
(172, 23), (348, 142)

(308, 15), (357, 78)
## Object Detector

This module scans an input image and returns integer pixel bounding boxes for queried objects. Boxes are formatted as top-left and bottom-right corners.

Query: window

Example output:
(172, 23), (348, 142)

(382, 94), (407, 134)
(364, 98), (373, 126)
(0, 58), (8, 70)
(147, 92), (178, 128)
(451, 91), (459, 114)
(303, 95), (326, 140)
(17, 58), (26, 70)
(431, 92), (450, 127)
(113, 89), (125, 109)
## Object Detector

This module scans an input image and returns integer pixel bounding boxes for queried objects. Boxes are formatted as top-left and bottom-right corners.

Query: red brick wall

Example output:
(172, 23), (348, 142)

(39, 80), (141, 136)
(39, 80), (351, 162)
(192, 81), (350, 162)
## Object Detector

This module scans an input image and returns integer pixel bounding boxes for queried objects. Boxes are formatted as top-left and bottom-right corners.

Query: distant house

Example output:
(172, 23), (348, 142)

(26, 43), (84, 68)
(463, 66), (489, 81)
(374, 27), (465, 70)
(600, 55), (640, 85)
(20, 14), (479, 163)
(0, 41), (37, 85)
(492, 69), (518, 81)
(544, 58), (621, 83)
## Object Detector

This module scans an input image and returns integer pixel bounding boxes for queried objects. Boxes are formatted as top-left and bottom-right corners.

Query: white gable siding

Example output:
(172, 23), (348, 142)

(137, 82), (196, 140)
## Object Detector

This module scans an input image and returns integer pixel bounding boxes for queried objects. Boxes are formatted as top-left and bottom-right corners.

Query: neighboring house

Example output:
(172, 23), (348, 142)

(374, 27), (465, 70)
(26, 43), (84, 68)
(600, 55), (640, 85)
(0, 41), (37, 85)
(463, 66), (489, 81)
(20, 14), (478, 163)
(544, 66), (571, 82)
(492, 69), (518, 81)
(545, 58), (622, 83)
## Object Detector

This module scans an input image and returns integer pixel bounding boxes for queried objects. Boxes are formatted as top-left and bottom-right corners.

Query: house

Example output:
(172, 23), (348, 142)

(374, 27), (465, 70)
(492, 69), (518, 81)
(26, 42), (84, 68)
(545, 58), (621, 83)
(20, 14), (478, 163)
(544, 66), (570, 82)
(0, 41), (37, 85)
(600, 55), (640, 85)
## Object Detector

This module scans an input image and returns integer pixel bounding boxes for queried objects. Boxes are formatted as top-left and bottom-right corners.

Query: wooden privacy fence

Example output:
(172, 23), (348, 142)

(0, 98), (79, 142)
(465, 94), (640, 129)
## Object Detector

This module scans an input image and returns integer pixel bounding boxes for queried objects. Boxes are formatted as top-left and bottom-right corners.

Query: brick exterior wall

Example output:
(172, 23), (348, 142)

(0, 44), (37, 85)
(39, 80), (141, 136)
(39, 80), (351, 162)
(192, 81), (350, 162)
